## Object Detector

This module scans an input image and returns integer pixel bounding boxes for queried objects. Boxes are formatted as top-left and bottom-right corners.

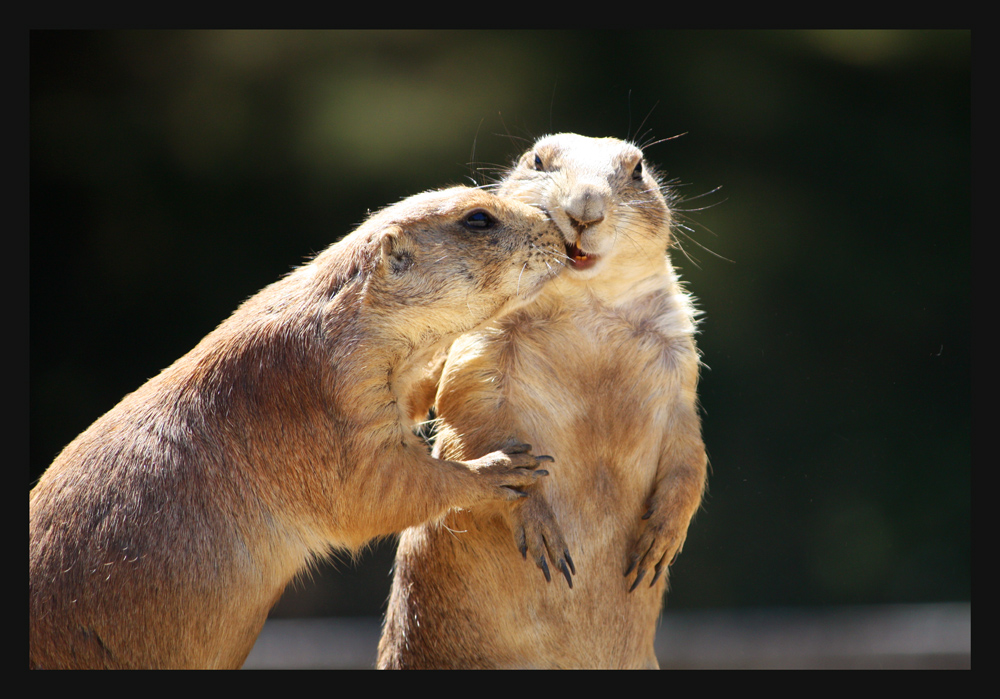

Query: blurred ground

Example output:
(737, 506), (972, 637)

(244, 602), (970, 669)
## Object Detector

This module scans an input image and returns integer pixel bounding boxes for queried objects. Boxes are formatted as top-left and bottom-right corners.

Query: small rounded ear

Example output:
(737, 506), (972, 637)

(378, 225), (416, 275)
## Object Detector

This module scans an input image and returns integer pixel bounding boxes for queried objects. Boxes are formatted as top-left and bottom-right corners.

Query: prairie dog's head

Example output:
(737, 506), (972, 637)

(499, 134), (672, 280)
(355, 187), (564, 336)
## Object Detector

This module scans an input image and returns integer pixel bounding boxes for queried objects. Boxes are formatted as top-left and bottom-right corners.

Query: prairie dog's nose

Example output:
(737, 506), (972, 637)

(565, 184), (607, 232)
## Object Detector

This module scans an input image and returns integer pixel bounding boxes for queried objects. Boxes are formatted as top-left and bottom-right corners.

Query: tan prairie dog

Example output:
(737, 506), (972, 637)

(29, 186), (568, 669)
(378, 134), (708, 669)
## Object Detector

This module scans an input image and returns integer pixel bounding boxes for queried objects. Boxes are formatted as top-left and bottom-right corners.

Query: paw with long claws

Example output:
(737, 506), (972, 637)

(464, 442), (551, 502)
(623, 504), (687, 593)
(511, 476), (575, 588)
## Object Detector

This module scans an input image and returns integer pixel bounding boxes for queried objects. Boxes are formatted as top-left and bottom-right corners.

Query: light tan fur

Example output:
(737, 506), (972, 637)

(29, 186), (566, 669)
(379, 135), (707, 669)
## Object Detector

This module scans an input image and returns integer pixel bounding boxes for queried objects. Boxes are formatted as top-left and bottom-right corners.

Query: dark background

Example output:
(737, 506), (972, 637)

(30, 30), (970, 618)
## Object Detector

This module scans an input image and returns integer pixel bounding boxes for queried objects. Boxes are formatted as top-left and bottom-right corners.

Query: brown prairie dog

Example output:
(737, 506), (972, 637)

(29, 186), (565, 669)
(379, 134), (708, 669)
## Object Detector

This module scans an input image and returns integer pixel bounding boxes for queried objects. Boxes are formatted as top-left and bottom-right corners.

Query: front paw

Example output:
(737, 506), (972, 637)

(466, 443), (553, 501)
(623, 505), (687, 593)
(512, 492), (575, 588)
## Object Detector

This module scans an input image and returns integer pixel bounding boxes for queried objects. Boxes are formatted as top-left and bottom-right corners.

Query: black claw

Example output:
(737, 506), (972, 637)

(628, 568), (646, 593)
(650, 564), (664, 587)
(537, 454), (555, 463)
(565, 551), (576, 576)
(538, 556), (551, 583)
(624, 556), (638, 578)
(641, 506), (653, 520)
(534, 469), (549, 477)
(560, 560), (574, 589)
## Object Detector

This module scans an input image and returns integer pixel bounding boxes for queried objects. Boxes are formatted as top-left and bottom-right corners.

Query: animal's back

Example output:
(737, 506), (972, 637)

(29, 372), (290, 669)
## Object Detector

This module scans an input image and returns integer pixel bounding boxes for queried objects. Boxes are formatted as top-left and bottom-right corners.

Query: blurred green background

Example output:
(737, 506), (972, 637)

(30, 30), (969, 619)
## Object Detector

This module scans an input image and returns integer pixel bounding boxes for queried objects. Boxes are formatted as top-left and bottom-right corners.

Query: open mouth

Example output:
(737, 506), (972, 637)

(566, 241), (598, 270)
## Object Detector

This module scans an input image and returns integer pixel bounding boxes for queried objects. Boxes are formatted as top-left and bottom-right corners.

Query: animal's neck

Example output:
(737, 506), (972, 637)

(543, 255), (677, 311)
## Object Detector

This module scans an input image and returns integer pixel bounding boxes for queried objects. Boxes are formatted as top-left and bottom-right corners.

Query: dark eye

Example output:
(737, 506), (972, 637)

(632, 161), (644, 181)
(533, 153), (544, 170)
(464, 209), (496, 230)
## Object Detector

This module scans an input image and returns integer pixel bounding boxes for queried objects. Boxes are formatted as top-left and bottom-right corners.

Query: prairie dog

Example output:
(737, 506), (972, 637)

(379, 135), (707, 669)
(29, 186), (565, 669)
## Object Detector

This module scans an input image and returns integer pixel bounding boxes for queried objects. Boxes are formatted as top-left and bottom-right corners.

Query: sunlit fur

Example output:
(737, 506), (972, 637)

(29, 186), (564, 669)
(380, 135), (707, 669)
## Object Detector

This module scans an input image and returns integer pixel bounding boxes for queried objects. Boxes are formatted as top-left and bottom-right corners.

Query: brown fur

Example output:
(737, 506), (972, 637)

(379, 135), (708, 669)
(29, 186), (565, 669)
